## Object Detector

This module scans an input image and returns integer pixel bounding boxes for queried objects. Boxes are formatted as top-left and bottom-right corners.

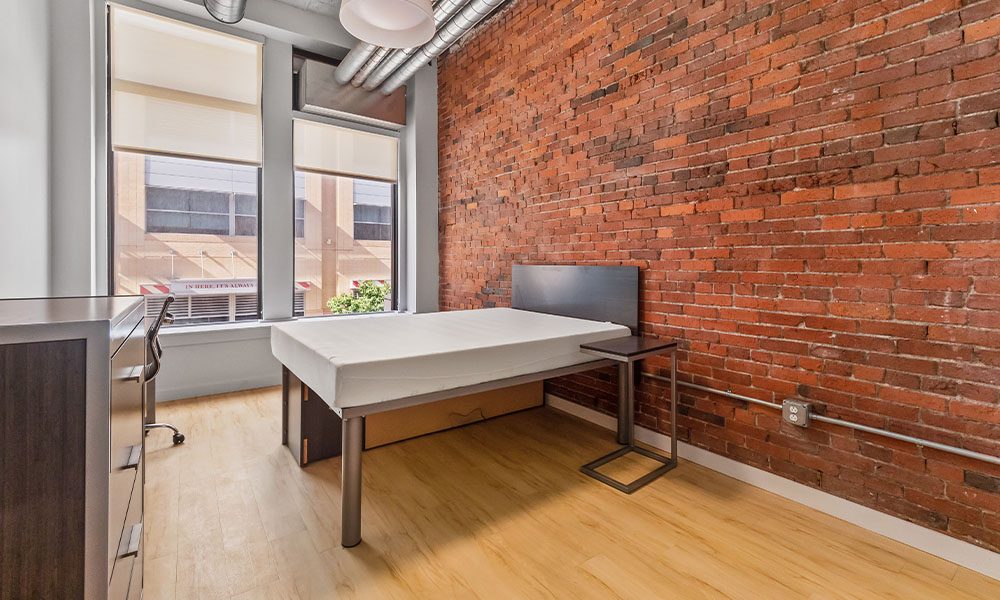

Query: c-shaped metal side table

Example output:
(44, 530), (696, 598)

(579, 336), (679, 493)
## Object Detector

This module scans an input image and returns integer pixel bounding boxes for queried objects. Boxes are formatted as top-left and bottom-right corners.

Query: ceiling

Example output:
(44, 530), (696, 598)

(272, 0), (341, 17)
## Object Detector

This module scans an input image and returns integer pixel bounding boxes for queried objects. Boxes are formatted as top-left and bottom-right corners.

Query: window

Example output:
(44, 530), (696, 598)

(293, 119), (398, 318)
(353, 180), (393, 241)
(109, 7), (263, 327)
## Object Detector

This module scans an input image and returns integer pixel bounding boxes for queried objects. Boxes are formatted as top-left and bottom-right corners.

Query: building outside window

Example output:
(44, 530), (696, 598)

(113, 153), (280, 325)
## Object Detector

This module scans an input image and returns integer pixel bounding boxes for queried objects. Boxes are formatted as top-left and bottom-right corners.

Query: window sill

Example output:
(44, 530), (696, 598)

(159, 311), (400, 348)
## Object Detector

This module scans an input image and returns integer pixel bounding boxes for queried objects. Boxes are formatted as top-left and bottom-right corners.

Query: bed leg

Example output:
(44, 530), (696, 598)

(341, 415), (363, 548)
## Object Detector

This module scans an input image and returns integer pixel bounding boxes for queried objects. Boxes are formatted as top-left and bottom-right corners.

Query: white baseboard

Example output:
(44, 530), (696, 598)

(545, 393), (1000, 581)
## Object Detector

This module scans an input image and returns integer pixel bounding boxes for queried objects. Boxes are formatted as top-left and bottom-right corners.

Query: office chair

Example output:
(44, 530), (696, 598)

(144, 295), (185, 445)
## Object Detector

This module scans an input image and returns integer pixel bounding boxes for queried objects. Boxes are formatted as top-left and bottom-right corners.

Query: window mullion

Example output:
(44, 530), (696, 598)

(259, 39), (295, 321)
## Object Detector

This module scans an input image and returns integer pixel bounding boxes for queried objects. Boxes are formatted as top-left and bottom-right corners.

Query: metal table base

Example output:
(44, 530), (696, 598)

(580, 444), (677, 494)
(579, 345), (678, 493)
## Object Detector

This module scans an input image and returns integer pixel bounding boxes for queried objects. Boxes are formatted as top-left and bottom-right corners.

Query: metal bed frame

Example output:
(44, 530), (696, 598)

(279, 265), (665, 548)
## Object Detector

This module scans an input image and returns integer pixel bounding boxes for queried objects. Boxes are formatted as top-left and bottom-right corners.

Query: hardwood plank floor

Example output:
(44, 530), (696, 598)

(144, 387), (999, 599)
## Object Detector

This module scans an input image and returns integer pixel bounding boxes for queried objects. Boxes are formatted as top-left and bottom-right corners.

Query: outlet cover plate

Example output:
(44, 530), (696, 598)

(782, 399), (812, 427)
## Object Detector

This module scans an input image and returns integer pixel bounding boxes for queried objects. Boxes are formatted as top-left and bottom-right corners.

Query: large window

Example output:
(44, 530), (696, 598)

(109, 6), (263, 326)
(293, 119), (398, 318)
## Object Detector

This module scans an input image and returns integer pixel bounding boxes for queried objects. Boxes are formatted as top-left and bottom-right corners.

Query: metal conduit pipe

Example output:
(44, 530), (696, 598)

(643, 372), (1000, 467)
(352, 47), (391, 87)
(381, 0), (508, 94)
(360, 0), (472, 90)
(334, 42), (378, 84)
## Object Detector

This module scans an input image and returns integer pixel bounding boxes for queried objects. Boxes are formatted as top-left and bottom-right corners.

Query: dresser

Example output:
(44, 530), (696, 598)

(0, 296), (146, 600)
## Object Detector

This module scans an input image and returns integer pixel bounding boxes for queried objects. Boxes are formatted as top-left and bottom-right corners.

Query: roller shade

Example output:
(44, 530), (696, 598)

(110, 6), (262, 165)
(293, 119), (398, 182)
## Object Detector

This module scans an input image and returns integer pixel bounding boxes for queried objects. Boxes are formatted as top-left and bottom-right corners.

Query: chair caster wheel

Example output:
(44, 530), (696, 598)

(172, 433), (185, 445)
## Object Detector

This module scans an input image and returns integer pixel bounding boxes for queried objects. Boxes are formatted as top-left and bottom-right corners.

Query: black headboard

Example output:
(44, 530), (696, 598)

(511, 265), (639, 333)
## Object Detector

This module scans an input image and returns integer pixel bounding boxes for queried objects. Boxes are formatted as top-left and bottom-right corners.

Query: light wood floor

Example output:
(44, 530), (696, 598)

(143, 387), (999, 600)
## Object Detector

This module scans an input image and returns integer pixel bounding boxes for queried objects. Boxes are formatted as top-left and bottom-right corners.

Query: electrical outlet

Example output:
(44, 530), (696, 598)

(782, 399), (812, 427)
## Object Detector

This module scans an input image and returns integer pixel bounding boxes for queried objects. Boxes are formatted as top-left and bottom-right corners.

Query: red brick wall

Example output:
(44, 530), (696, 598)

(438, 0), (1000, 551)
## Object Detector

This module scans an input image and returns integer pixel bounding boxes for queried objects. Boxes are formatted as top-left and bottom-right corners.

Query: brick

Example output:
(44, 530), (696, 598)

(780, 187), (832, 204)
(883, 243), (952, 259)
(888, 0), (960, 31)
(964, 14), (1000, 42)
(951, 185), (1000, 205)
(747, 96), (793, 117)
(720, 208), (765, 223)
(899, 172), (978, 192)
(833, 181), (898, 199)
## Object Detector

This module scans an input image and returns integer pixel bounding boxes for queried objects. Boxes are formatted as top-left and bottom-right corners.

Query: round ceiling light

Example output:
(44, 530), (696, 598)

(339, 0), (435, 49)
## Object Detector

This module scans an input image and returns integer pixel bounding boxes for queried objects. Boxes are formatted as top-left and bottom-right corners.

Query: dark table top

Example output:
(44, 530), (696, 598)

(580, 335), (677, 359)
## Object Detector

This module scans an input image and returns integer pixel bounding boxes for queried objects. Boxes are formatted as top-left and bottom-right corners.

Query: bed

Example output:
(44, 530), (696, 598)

(271, 265), (649, 547)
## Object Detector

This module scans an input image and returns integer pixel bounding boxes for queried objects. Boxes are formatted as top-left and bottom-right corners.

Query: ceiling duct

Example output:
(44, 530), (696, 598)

(352, 47), (392, 87)
(380, 0), (507, 94)
(335, 43), (378, 84)
(203, 0), (247, 24)
(359, 0), (471, 90)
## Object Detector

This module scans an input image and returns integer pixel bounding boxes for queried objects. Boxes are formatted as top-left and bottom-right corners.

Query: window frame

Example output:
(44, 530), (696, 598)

(290, 109), (402, 319)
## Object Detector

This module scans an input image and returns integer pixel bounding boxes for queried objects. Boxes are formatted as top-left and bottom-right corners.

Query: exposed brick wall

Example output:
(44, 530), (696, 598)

(438, 0), (1000, 552)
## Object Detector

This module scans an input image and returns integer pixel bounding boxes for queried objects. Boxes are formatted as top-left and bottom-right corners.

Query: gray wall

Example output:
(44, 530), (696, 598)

(0, 2), (52, 298)
(0, 0), (106, 299)
(156, 326), (280, 401)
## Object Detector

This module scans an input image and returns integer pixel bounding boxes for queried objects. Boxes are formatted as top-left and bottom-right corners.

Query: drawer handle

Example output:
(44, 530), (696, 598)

(120, 523), (142, 559)
(125, 365), (144, 383)
(122, 444), (141, 470)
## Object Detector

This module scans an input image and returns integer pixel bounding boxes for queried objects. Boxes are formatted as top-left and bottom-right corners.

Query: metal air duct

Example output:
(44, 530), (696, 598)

(204, 0), (247, 24)
(352, 47), (392, 87)
(380, 0), (507, 94)
(360, 0), (471, 90)
(334, 42), (379, 84)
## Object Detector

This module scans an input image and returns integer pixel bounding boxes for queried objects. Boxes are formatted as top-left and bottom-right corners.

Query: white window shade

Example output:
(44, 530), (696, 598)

(294, 120), (398, 182)
(110, 6), (262, 165)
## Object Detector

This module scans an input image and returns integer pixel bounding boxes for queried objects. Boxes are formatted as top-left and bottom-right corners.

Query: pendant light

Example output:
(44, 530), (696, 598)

(204, 0), (248, 24)
(339, 0), (435, 49)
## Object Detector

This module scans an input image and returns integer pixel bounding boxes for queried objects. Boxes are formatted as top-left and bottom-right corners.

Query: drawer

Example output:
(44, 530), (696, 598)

(126, 529), (143, 599)
(110, 321), (144, 475)
(109, 485), (141, 599)
(109, 457), (142, 580)
(108, 550), (135, 600)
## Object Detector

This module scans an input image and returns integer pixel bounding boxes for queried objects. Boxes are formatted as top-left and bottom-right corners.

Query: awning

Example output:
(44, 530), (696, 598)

(140, 280), (311, 295)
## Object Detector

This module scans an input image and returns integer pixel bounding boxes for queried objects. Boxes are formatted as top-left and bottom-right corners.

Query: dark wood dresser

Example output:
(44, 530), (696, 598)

(0, 296), (146, 600)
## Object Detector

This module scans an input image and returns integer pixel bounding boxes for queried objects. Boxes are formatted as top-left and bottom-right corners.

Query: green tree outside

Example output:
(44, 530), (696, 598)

(327, 280), (391, 314)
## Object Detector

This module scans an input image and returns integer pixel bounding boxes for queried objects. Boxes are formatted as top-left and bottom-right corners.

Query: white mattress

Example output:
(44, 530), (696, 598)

(270, 308), (630, 411)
